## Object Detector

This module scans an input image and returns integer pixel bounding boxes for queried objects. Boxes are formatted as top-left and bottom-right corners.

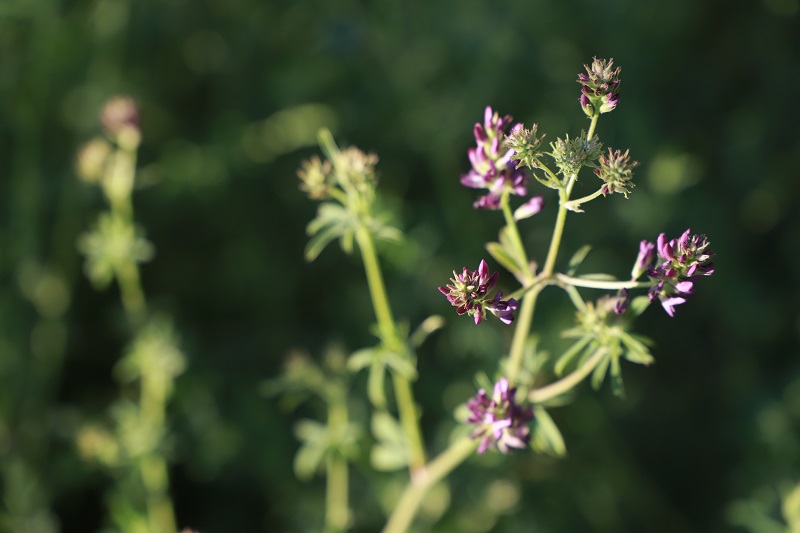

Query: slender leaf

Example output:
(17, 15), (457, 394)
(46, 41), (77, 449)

(530, 406), (567, 458)
(367, 359), (387, 408)
(566, 245), (592, 276)
(591, 351), (610, 390)
(554, 336), (592, 376)
(486, 241), (523, 276)
(610, 354), (625, 398)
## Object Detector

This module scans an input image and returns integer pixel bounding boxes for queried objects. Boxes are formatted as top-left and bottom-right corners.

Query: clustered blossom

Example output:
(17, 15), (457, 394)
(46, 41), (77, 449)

(595, 148), (638, 197)
(504, 122), (544, 171)
(438, 259), (518, 325)
(461, 107), (529, 209)
(466, 377), (533, 455)
(642, 229), (715, 316)
(578, 58), (621, 117)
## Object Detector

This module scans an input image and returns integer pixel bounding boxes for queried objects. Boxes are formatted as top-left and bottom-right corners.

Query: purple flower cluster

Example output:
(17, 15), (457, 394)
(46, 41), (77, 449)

(460, 107), (529, 210)
(438, 259), (518, 325)
(466, 377), (533, 455)
(640, 229), (715, 317)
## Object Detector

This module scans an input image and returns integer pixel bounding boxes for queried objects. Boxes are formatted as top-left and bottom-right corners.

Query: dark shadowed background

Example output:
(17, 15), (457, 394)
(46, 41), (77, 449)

(1, 0), (799, 531)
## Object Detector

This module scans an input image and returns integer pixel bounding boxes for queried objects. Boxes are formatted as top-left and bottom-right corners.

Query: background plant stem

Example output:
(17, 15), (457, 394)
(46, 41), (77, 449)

(355, 226), (427, 471)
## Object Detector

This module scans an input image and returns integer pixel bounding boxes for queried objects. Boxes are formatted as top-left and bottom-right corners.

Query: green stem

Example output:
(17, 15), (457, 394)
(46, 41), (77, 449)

(117, 261), (147, 327)
(382, 437), (478, 533)
(140, 371), (177, 533)
(541, 191), (570, 277)
(505, 288), (538, 386)
(563, 188), (605, 213)
(354, 226), (426, 471)
(586, 114), (599, 141)
(556, 273), (653, 291)
(528, 348), (606, 403)
(325, 399), (350, 533)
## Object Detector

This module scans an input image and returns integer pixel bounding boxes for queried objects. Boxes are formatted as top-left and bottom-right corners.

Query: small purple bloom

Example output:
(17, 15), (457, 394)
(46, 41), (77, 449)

(466, 377), (533, 455)
(461, 106), (529, 210)
(647, 229), (714, 317)
(438, 259), (516, 325)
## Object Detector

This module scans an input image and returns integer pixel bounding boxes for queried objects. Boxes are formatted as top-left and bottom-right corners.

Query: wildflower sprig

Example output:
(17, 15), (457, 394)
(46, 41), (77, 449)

(293, 58), (716, 533)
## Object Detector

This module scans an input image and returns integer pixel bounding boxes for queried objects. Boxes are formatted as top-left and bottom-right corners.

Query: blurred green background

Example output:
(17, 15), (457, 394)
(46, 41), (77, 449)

(1, 0), (800, 531)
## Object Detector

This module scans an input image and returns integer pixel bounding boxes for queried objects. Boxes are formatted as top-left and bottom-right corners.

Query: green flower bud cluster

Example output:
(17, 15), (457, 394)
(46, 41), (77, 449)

(595, 148), (638, 197)
(549, 131), (601, 178)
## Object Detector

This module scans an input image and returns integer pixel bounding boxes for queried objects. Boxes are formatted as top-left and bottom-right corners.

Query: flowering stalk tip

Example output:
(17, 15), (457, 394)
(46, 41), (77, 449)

(578, 58), (621, 117)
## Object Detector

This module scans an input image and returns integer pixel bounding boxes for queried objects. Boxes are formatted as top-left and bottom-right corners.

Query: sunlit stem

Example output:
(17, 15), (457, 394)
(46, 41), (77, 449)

(140, 368), (177, 533)
(528, 348), (607, 403)
(563, 188), (605, 213)
(382, 437), (478, 533)
(556, 274), (653, 291)
(501, 189), (536, 386)
(354, 226), (427, 471)
(325, 398), (350, 533)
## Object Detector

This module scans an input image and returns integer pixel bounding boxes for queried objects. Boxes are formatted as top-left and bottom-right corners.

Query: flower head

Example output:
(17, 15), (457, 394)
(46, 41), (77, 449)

(101, 96), (141, 148)
(577, 58), (621, 117)
(466, 377), (533, 454)
(647, 229), (715, 316)
(595, 148), (638, 197)
(461, 107), (529, 209)
(438, 259), (518, 325)
(297, 155), (332, 200)
(504, 122), (544, 171)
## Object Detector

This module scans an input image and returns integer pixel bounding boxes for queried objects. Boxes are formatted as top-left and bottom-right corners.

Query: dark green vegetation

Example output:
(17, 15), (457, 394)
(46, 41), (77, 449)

(1, 0), (799, 531)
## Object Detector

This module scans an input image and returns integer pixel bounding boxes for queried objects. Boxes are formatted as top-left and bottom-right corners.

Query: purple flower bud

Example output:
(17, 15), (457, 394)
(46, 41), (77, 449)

(631, 240), (656, 279)
(513, 195), (544, 221)
(486, 292), (519, 324)
(614, 288), (630, 315)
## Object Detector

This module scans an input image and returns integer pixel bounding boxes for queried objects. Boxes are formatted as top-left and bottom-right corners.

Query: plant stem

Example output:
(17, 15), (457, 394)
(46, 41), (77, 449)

(564, 188), (605, 212)
(354, 226), (427, 471)
(382, 437), (478, 533)
(586, 114), (599, 141)
(555, 273), (653, 291)
(528, 348), (606, 403)
(505, 288), (538, 386)
(139, 367), (177, 533)
(325, 399), (350, 533)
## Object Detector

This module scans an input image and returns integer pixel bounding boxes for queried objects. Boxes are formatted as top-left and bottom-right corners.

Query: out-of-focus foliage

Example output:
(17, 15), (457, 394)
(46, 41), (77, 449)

(0, 0), (798, 531)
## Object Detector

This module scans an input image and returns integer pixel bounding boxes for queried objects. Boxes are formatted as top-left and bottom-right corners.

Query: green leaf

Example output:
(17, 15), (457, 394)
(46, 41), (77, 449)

(294, 440), (327, 480)
(486, 241), (523, 276)
(408, 315), (445, 349)
(347, 347), (376, 372)
(305, 224), (344, 262)
(530, 406), (567, 458)
(619, 332), (655, 366)
(369, 412), (408, 471)
(566, 245), (591, 276)
(554, 336), (592, 376)
(630, 295), (652, 316)
(383, 349), (418, 381)
(591, 351), (610, 390)
(370, 443), (408, 471)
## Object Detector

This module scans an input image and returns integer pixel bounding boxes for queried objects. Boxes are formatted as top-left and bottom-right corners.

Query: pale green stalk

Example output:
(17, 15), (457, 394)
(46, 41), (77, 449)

(325, 399), (350, 533)
(382, 437), (478, 533)
(354, 226), (427, 471)
(528, 348), (607, 403)
(555, 273), (652, 291)
(108, 142), (177, 533)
